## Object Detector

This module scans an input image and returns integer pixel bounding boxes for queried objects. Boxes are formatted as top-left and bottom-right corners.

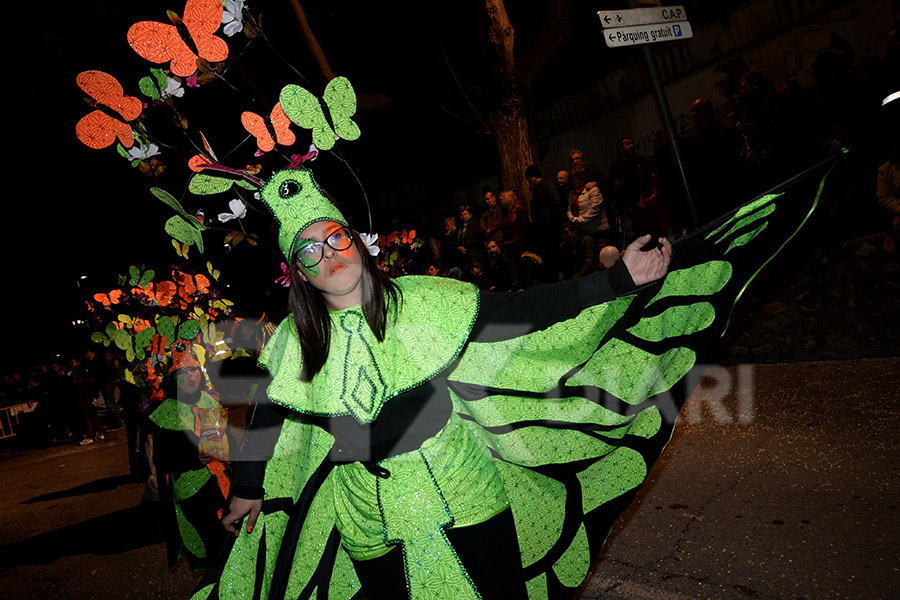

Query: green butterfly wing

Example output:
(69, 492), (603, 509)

(165, 216), (205, 252)
(139, 68), (167, 100)
(152, 187), (206, 252)
(191, 156), (841, 600)
(151, 188), (191, 219)
(157, 317), (176, 348)
(178, 319), (201, 341)
(189, 172), (256, 195)
(281, 84), (335, 150)
(323, 76), (361, 142)
(128, 265), (141, 286)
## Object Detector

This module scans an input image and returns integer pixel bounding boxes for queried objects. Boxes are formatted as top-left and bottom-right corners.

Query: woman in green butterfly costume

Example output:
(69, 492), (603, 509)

(192, 157), (834, 600)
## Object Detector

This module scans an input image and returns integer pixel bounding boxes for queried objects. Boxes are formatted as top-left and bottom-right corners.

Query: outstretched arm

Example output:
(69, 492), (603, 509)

(471, 235), (671, 344)
(219, 367), (286, 534)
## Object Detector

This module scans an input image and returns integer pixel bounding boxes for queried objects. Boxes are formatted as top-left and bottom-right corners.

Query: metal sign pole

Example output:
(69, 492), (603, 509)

(626, 0), (698, 229)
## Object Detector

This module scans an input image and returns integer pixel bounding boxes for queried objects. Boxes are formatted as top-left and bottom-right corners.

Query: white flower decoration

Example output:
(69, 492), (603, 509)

(160, 76), (184, 99)
(360, 233), (380, 256)
(222, 0), (245, 37)
(127, 141), (160, 161)
(218, 199), (248, 223)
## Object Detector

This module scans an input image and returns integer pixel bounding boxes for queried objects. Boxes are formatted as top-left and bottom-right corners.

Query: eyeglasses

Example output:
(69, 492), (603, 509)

(294, 227), (354, 268)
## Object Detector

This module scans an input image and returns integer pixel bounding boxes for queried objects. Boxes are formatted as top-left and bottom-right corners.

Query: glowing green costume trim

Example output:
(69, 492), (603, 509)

(261, 276), (479, 422)
(257, 169), (349, 261)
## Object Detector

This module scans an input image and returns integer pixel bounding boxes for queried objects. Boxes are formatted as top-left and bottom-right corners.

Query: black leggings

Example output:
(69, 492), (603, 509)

(351, 508), (528, 599)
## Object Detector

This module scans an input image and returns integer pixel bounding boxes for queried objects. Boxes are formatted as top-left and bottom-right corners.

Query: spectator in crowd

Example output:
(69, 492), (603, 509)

(567, 179), (609, 236)
(525, 164), (565, 273)
(456, 204), (481, 262)
(526, 165), (564, 230)
(556, 170), (571, 207)
(513, 251), (544, 291)
(499, 190), (528, 249)
(74, 352), (104, 445)
(568, 149), (604, 192)
(733, 71), (781, 188)
(480, 188), (503, 245)
(606, 137), (649, 233)
(46, 361), (78, 442)
(468, 258), (486, 288)
(442, 215), (463, 271)
(118, 370), (149, 480)
(682, 98), (748, 223)
(482, 239), (514, 291)
(558, 222), (598, 280)
(93, 349), (124, 429)
(638, 170), (673, 238)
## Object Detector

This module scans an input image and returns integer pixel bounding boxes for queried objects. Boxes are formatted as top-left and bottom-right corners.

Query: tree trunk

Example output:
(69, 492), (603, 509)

(484, 0), (535, 201)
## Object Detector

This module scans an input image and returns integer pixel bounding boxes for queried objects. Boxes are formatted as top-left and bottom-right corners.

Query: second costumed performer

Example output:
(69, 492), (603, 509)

(194, 159), (834, 599)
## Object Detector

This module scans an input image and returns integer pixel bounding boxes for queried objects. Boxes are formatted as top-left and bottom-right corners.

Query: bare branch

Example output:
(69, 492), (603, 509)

(285, 0), (391, 110)
(286, 0), (335, 81)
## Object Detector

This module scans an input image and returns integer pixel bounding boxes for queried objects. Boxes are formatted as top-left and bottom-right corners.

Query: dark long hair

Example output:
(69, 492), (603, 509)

(287, 230), (400, 381)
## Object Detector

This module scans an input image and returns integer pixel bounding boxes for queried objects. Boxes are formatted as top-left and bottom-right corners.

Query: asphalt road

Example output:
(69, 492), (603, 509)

(1, 357), (898, 600)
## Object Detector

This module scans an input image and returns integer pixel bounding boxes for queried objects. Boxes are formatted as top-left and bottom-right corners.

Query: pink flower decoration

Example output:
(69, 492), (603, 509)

(287, 151), (318, 168)
(275, 262), (292, 288)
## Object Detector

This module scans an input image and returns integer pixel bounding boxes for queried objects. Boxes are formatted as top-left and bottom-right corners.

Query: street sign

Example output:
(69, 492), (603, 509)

(603, 21), (693, 48)
(598, 6), (687, 28)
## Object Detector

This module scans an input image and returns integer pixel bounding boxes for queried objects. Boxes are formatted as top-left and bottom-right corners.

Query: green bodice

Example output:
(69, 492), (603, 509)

(259, 275), (480, 424)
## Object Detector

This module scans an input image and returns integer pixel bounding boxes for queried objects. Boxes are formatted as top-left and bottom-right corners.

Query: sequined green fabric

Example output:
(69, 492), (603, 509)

(257, 169), (349, 261)
(149, 393), (227, 569)
(149, 392), (219, 432)
(260, 275), (480, 423)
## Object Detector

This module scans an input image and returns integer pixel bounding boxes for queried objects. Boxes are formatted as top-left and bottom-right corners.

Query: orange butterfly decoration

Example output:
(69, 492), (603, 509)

(127, 0), (229, 78)
(241, 102), (296, 153)
(188, 132), (218, 172)
(75, 71), (142, 150)
(93, 289), (125, 306)
(175, 271), (211, 306)
(155, 281), (178, 307)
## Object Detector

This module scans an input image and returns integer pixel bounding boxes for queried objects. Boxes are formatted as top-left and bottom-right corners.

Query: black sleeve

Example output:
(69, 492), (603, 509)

(226, 368), (288, 500)
(470, 259), (635, 343)
(152, 426), (206, 475)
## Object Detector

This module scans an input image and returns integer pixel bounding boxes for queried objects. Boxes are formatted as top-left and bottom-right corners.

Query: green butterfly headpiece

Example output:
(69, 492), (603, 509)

(259, 169), (348, 261)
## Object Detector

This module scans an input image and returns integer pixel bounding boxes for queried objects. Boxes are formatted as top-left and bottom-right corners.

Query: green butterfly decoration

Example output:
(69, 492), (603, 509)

(280, 76), (361, 151)
(139, 68), (168, 100)
(188, 172), (257, 195)
(151, 188), (206, 252)
(128, 265), (156, 288)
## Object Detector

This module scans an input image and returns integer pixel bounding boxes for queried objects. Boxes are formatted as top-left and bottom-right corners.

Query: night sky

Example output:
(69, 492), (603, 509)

(10, 0), (847, 368)
(9, 0), (636, 368)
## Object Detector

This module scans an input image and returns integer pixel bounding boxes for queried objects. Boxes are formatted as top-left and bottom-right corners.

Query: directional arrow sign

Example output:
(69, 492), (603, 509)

(604, 21), (693, 48)
(598, 6), (687, 28)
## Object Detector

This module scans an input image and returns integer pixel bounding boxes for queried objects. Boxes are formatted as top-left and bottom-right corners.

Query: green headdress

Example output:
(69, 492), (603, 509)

(259, 169), (348, 261)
